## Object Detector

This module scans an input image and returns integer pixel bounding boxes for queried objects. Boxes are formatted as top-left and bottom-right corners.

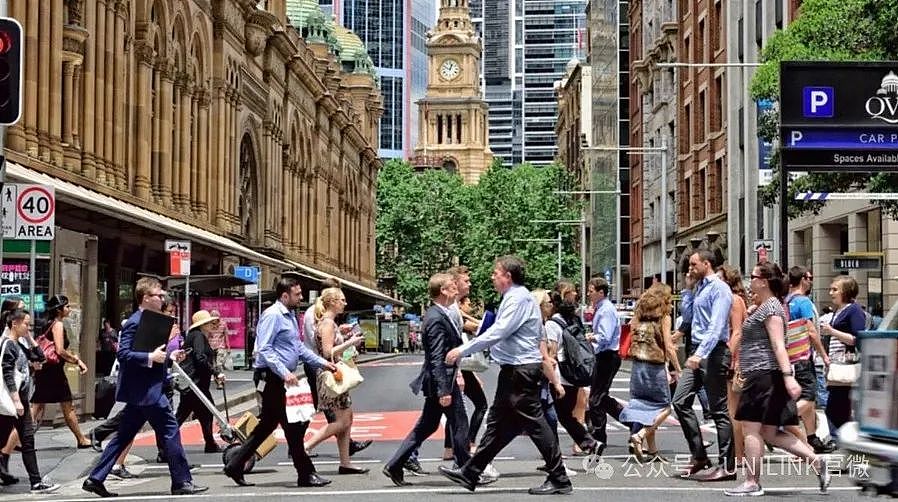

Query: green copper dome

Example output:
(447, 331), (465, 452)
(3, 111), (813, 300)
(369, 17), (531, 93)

(285, 0), (321, 30)
(335, 25), (364, 63)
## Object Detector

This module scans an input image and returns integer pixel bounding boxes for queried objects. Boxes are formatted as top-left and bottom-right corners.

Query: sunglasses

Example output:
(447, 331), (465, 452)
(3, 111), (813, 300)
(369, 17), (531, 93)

(750, 274), (765, 280)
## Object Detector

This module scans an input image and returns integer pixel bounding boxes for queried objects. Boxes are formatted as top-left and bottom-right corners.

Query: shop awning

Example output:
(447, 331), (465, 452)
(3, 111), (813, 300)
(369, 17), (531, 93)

(285, 259), (408, 307)
(6, 162), (292, 269)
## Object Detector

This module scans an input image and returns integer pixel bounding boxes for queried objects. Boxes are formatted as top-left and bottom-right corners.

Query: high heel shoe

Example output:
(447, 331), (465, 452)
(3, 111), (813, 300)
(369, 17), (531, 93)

(644, 451), (669, 463)
(629, 431), (646, 463)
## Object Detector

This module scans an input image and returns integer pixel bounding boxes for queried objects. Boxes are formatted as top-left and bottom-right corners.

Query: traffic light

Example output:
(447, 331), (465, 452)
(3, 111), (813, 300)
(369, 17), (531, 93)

(0, 17), (22, 126)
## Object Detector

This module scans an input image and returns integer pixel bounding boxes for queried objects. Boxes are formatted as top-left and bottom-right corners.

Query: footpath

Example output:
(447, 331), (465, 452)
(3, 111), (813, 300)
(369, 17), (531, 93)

(13, 351), (401, 490)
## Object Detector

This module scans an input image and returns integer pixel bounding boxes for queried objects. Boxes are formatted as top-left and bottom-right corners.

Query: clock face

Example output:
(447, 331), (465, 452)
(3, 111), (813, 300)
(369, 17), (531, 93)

(440, 59), (461, 81)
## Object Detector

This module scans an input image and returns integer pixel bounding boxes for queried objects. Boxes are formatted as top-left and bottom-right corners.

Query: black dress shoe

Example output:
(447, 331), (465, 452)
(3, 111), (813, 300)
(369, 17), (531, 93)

(338, 466), (370, 475)
(298, 472), (332, 487)
(383, 466), (411, 487)
(349, 439), (373, 456)
(78, 442), (94, 449)
(171, 482), (209, 495)
(204, 443), (222, 454)
(437, 465), (476, 492)
(82, 478), (118, 498)
(90, 431), (103, 452)
(223, 467), (255, 487)
(528, 480), (573, 495)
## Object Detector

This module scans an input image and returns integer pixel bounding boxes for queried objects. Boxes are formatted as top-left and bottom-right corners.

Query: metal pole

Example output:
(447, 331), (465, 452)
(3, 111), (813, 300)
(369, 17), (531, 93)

(779, 164), (789, 268)
(0, 0), (9, 286)
(615, 161), (621, 301)
(580, 217), (586, 304)
(28, 239), (34, 313)
(184, 275), (190, 332)
(556, 230), (562, 280)
(660, 140), (668, 284)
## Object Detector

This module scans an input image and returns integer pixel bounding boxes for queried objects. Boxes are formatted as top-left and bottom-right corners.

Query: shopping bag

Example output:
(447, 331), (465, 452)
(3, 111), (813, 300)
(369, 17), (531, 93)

(285, 377), (316, 423)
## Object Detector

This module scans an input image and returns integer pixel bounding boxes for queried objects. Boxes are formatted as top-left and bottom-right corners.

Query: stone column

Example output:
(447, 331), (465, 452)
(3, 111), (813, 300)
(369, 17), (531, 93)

(178, 82), (192, 214)
(151, 68), (161, 200)
(114, 1), (127, 190)
(159, 70), (174, 207)
(223, 91), (233, 226)
(197, 93), (210, 219)
(49, 0), (64, 166)
(171, 83), (181, 206)
(37, 1), (51, 161)
(103, 1), (115, 185)
(24, 2), (38, 155)
(190, 91), (199, 213)
(214, 86), (228, 229)
(94, 0), (107, 183)
(848, 212), (870, 307)
(134, 47), (153, 200)
(72, 65), (81, 148)
(79, 1), (95, 176)
(62, 61), (74, 146)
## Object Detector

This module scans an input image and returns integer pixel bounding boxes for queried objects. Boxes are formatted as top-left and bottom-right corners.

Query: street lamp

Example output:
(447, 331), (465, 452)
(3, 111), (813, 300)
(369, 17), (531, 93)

(577, 142), (670, 294)
(529, 218), (586, 301)
(514, 233), (563, 280)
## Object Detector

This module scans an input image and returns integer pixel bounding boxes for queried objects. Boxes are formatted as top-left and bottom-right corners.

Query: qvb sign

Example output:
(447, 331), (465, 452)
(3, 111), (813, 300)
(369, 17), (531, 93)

(1, 184), (55, 240)
(780, 62), (898, 170)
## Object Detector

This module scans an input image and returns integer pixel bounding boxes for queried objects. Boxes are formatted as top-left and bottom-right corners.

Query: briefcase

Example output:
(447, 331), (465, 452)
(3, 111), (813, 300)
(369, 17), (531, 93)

(234, 412), (277, 459)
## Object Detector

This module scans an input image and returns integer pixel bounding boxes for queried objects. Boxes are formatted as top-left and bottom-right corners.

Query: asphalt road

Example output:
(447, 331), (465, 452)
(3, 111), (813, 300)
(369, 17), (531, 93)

(0, 354), (863, 501)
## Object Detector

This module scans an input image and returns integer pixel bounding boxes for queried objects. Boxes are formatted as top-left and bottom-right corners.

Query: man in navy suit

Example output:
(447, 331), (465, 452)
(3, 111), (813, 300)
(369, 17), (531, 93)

(382, 273), (470, 486)
(83, 277), (207, 498)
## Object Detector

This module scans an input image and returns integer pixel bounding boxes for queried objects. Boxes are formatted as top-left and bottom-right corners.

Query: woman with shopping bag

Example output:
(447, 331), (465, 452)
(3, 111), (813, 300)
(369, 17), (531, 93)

(302, 287), (368, 474)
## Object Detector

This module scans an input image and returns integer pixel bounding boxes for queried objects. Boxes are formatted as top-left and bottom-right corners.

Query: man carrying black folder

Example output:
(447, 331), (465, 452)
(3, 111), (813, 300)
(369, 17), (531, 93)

(83, 277), (207, 498)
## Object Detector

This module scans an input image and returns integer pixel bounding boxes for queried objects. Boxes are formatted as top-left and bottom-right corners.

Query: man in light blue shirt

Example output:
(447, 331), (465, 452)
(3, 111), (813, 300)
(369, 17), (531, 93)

(223, 276), (335, 488)
(585, 277), (624, 451)
(672, 249), (734, 481)
(441, 256), (571, 495)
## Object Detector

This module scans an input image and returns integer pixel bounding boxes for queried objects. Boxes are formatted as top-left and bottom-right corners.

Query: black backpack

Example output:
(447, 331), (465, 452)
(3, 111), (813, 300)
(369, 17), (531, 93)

(549, 317), (595, 387)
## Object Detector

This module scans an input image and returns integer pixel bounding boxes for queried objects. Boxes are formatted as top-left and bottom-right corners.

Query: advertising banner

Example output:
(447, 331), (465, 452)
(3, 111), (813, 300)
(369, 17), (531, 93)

(199, 297), (246, 350)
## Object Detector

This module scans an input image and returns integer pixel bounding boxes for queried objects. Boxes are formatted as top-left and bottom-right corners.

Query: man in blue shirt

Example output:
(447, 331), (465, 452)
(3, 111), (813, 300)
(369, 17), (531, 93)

(585, 277), (624, 452)
(672, 249), (734, 481)
(223, 276), (336, 488)
(786, 265), (834, 454)
(441, 256), (571, 495)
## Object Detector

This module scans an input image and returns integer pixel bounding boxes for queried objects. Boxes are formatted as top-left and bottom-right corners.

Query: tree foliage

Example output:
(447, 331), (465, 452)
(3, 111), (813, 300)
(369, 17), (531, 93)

(751, 0), (898, 218)
(376, 159), (582, 311)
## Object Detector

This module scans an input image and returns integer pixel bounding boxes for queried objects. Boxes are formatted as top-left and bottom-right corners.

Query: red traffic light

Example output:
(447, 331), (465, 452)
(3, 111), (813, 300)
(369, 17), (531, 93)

(0, 32), (10, 54)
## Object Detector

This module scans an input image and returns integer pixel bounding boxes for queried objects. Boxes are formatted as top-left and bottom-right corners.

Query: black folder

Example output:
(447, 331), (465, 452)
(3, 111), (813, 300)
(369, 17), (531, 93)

(133, 309), (176, 353)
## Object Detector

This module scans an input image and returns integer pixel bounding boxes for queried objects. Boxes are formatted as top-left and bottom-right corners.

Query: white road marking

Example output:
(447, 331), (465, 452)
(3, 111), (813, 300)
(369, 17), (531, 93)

(44, 485), (861, 501)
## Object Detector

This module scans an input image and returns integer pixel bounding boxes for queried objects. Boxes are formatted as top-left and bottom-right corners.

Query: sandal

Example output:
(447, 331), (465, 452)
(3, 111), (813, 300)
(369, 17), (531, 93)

(629, 431), (646, 463)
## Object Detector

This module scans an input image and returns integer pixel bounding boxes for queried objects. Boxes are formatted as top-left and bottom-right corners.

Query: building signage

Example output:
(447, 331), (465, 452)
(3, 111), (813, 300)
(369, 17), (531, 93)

(832, 255), (881, 270)
(165, 240), (191, 276)
(780, 62), (898, 170)
(2, 184), (56, 240)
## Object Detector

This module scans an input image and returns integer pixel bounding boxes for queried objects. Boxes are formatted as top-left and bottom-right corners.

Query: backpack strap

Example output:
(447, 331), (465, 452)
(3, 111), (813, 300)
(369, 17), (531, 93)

(548, 317), (567, 330)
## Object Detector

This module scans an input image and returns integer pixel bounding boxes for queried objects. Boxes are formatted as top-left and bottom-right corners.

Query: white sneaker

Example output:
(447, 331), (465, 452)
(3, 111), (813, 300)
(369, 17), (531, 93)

(482, 463), (500, 480)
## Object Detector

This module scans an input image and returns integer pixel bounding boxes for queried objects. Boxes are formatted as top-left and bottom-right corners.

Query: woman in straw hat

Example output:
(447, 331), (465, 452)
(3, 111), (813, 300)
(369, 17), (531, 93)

(175, 310), (226, 453)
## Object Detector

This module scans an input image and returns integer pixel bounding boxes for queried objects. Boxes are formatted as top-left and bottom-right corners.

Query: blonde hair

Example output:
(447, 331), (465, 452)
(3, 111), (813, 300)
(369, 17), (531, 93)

(314, 287), (344, 321)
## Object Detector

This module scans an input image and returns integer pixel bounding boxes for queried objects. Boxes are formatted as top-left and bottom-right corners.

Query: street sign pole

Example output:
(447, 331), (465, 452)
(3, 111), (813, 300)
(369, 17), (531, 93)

(28, 239), (34, 313)
(185, 275), (190, 333)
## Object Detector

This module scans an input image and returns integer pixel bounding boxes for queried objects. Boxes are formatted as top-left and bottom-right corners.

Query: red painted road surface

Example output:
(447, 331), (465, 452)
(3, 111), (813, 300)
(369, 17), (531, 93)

(133, 410), (441, 446)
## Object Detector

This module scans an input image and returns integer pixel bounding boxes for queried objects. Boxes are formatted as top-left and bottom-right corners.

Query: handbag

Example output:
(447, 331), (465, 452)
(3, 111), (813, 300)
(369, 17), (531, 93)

(785, 319), (812, 364)
(285, 377), (316, 423)
(0, 339), (18, 417)
(459, 332), (489, 372)
(35, 321), (60, 365)
(321, 360), (364, 397)
(618, 323), (633, 359)
(826, 350), (861, 386)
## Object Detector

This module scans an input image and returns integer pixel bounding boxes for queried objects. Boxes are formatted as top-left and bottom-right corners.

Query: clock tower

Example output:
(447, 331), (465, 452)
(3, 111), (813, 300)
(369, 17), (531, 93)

(413, 0), (492, 184)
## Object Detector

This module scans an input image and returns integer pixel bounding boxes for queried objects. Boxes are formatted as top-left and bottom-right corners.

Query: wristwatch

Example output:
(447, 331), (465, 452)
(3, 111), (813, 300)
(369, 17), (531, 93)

(781, 370), (794, 376)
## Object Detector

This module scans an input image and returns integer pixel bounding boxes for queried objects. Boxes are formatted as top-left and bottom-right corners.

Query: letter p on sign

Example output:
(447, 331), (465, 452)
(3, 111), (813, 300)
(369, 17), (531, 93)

(803, 86), (834, 118)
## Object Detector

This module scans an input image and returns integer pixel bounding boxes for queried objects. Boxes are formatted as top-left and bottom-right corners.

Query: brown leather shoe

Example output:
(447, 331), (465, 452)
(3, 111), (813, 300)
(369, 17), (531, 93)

(678, 459), (712, 477)
(689, 467), (737, 482)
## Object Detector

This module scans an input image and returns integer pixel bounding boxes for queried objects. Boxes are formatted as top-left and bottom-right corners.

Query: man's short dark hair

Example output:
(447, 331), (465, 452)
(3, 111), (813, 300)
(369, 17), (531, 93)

(276, 277), (301, 298)
(690, 248), (715, 265)
(588, 277), (610, 296)
(495, 255), (525, 285)
(788, 265), (809, 287)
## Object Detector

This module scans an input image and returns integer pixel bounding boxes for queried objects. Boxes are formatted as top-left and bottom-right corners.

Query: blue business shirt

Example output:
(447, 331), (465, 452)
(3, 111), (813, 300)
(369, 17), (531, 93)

(591, 298), (620, 353)
(680, 288), (695, 325)
(690, 275), (733, 359)
(458, 285), (543, 366)
(254, 300), (328, 379)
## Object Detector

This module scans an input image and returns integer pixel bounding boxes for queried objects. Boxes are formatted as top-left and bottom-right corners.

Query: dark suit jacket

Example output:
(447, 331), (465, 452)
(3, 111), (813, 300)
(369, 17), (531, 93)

(410, 304), (463, 398)
(116, 309), (167, 406)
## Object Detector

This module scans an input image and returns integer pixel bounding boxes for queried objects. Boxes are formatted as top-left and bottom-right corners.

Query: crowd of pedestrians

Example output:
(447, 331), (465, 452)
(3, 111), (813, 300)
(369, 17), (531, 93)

(0, 248), (862, 497)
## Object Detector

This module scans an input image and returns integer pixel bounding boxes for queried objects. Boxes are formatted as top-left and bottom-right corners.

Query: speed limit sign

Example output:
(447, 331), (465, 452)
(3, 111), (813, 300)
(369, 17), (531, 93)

(2, 184), (55, 240)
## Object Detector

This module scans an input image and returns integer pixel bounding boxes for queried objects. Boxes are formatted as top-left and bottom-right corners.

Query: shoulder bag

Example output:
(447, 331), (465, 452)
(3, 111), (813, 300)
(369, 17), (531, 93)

(459, 332), (490, 372)
(321, 359), (364, 398)
(35, 321), (60, 365)
(0, 339), (18, 417)
(826, 349), (861, 386)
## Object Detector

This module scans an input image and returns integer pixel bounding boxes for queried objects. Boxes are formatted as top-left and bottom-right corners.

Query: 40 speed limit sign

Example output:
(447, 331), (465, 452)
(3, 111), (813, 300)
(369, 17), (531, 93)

(1, 184), (55, 240)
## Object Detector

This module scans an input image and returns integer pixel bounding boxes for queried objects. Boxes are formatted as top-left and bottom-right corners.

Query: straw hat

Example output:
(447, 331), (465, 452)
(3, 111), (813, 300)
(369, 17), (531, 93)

(188, 310), (220, 331)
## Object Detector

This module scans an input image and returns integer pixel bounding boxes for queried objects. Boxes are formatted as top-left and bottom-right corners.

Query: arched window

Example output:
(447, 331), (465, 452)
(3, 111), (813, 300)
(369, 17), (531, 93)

(442, 158), (457, 174)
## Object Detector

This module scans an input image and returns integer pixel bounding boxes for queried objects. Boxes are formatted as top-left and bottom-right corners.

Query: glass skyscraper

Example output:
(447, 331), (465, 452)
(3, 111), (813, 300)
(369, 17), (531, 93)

(324, 0), (436, 159)
(470, 0), (587, 166)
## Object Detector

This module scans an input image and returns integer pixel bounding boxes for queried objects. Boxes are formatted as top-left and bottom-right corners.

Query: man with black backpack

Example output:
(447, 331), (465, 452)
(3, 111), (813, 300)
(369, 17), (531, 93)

(546, 280), (599, 455)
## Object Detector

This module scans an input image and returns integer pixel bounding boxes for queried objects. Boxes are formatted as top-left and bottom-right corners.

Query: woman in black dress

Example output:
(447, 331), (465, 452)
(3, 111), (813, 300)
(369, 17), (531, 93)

(30, 295), (91, 448)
